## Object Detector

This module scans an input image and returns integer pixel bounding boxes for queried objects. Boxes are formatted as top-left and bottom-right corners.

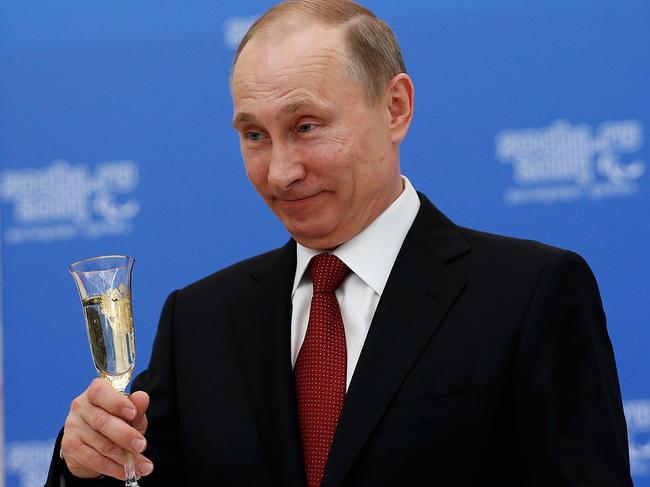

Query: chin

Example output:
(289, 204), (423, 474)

(288, 225), (343, 250)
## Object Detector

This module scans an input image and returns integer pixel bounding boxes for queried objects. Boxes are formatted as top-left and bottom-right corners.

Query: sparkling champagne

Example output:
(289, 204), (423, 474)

(82, 285), (135, 392)
(71, 255), (140, 487)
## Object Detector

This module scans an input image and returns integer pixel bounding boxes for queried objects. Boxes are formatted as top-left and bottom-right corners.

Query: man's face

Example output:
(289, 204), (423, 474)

(231, 21), (403, 249)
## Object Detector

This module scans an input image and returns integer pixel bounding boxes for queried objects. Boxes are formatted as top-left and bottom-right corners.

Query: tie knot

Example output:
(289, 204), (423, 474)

(309, 253), (350, 294)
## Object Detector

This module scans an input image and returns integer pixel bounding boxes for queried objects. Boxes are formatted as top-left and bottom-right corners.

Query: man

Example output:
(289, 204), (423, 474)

(47, 0), (633, 485)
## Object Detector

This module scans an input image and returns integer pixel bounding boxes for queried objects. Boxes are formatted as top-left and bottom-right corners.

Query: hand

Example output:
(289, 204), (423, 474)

(60, 378), (154, 480)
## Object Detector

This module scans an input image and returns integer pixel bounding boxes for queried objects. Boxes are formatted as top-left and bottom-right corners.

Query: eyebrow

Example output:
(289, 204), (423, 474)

(232, 112), (255, 127)
(281, 98), (318, 116)
(232, 97), (322, 128)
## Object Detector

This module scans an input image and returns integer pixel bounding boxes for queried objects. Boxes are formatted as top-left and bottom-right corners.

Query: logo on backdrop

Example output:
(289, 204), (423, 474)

(0, 159), (139, 245)
(496, 119), (645, 206)
(625, 399), (650, 477)
(6, 439), (55, 487)
(223, 15), (259, 49)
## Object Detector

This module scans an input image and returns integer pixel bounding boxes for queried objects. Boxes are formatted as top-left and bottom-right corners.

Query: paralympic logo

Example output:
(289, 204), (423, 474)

(0, 159), (140, 245)
(495, 119), (645, 206)
(625, 399), (650, 477)
(6, 439), (55, 487)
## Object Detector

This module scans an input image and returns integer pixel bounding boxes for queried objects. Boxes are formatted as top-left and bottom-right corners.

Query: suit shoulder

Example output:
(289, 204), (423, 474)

(451, 227), (601, 330)
(457, 226), (592, 275)
(176, 245), (290, 299)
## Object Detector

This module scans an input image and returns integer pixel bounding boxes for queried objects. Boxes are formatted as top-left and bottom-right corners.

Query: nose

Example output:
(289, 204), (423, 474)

(267, 140), (305, 191)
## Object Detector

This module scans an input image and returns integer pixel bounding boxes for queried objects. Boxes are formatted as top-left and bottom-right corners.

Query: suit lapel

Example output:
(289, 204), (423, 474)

(322, 195), (470, 487)
(230, 240), (306, 487)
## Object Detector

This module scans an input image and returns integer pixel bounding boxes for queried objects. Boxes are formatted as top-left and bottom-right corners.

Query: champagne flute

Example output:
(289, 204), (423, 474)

(69, 255), (139, 487)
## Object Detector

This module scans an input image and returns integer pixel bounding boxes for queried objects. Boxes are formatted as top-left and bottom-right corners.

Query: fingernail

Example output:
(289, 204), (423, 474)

(123, 407), (136, 420)
(131, 438), (146, 452)
(139, 461), (153, 476)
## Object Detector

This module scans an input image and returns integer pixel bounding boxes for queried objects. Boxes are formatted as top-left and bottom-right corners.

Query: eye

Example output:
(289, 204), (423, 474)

(245, 130), (265, 141)
(297, 123), (318, 134)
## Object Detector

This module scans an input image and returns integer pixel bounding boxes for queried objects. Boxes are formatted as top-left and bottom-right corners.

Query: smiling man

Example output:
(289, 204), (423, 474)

(231, 19), (406, 251)
(47, 1), (632, 486)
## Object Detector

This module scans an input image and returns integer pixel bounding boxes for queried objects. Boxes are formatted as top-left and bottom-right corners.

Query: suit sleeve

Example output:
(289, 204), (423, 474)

(130, 290), (185, 485)
(44, 291), (184, 487)
(512, 250), (633, 486)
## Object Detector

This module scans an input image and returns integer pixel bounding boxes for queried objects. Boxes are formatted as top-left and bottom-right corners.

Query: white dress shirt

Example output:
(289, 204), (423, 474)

(291, 176), (421, 389)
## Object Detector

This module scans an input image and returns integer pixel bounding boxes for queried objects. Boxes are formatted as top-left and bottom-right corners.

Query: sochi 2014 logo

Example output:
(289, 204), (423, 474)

(0, 159), (139, 245)
(625, 399), (650, 477)
(496, 119), (645, 206)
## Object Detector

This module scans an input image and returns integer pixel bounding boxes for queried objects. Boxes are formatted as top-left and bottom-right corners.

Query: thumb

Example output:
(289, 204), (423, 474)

(129, 391), (150, 434)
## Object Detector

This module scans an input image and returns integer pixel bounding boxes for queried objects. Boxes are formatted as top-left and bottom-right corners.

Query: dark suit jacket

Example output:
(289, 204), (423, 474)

(47, 194), (632, 486)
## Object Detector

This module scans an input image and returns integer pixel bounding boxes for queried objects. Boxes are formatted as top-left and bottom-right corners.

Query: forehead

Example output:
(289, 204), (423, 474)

(231, 22), (353, 110)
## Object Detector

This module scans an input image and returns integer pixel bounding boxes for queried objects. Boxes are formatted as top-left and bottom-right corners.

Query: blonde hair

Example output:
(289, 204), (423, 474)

(233, 0), (407, 104)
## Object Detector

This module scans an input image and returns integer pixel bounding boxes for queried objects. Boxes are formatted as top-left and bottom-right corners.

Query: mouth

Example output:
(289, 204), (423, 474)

(277, 191), (322, 203)
(274, 191), (324, 210)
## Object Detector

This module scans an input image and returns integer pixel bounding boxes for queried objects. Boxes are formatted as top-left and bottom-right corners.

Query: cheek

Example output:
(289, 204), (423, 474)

(243, 153), (269, 190)
(306, 136), (353, 176)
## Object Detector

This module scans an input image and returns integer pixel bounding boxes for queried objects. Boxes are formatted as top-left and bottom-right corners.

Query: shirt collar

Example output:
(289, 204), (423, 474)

(292, 176), (420, 297)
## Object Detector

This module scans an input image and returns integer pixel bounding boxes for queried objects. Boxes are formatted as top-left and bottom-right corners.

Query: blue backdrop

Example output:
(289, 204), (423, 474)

(1, 1), (648, 485)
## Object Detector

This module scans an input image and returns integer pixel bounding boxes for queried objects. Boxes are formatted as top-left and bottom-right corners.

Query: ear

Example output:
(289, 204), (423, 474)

(385, 73), (414, 143)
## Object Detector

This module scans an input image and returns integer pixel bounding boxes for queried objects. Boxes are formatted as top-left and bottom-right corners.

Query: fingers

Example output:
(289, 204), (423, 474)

(64, 422), (153, 479)
(77, 404), (146, 453)
(129, 391), (150, 435)
(62, 441), (154, 480)
(73, 395), (144, 453)
(61, 439), (126, 480)
(61, 379), (154, 480)
(86, 378), (138, 421)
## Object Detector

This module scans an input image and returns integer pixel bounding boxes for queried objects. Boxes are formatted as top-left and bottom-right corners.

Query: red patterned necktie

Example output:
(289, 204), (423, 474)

(295, 253), (350, 487)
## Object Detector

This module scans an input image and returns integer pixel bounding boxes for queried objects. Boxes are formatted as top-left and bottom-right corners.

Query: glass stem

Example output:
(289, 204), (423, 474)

(124, 451), (139, 487)
(121, 391), (140, 487)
